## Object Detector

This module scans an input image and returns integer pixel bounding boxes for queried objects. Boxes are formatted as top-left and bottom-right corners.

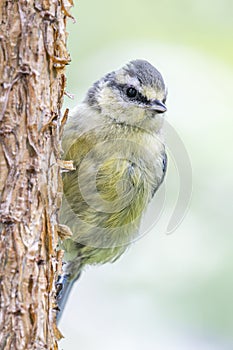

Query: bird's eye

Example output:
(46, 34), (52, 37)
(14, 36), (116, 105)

(126, 87), (138, 98)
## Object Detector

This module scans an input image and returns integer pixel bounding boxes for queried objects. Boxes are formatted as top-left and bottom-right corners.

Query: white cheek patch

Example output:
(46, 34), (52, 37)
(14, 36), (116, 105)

(99, 86), (118, 105)
(97, 86), (147, 124)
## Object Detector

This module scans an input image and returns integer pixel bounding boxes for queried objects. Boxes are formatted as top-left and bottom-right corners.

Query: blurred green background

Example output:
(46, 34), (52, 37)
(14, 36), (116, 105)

(60, 1), (233, 349)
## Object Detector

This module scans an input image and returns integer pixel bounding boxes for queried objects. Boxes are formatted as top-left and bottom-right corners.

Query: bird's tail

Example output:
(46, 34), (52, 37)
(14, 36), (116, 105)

(56, 272), (81, 322)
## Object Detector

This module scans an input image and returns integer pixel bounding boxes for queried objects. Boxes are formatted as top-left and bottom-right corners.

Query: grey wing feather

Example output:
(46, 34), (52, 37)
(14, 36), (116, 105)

(152, 152), (167, 197)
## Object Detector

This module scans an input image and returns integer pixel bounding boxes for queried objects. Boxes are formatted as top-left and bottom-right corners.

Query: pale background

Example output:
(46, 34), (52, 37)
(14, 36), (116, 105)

(60, 1), (233, 349)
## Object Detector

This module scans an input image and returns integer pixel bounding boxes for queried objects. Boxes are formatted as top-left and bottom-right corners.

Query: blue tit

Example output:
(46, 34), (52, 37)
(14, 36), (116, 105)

(56, 59), (167, 319)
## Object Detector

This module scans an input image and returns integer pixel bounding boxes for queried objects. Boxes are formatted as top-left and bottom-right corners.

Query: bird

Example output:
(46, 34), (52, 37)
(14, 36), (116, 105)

(56, 59), (167, 320)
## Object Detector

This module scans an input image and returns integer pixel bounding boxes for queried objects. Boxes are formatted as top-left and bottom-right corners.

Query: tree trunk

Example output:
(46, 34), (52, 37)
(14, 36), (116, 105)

(0, 1), (72, 349)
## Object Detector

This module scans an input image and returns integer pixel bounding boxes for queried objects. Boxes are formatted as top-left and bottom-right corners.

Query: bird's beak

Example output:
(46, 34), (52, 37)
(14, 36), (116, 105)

(149, 100), (167, 114)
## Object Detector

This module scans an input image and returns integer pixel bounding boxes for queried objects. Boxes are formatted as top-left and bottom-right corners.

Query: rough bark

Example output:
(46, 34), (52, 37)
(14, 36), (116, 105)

(0, 0), (72, 349)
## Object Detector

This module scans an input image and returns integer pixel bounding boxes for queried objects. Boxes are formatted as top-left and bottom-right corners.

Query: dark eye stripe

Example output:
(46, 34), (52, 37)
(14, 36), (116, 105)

(135, 91), (150, 105)
(120, 84), (151, 104)
(108, 81), (153, 105)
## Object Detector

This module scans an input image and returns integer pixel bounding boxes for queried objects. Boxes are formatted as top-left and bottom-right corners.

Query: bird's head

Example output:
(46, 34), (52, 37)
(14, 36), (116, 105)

(85, 59), (167, 132)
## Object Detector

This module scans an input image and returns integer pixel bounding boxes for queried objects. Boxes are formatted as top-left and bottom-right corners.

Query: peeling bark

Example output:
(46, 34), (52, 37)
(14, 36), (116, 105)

(0, 1), (72, 349)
